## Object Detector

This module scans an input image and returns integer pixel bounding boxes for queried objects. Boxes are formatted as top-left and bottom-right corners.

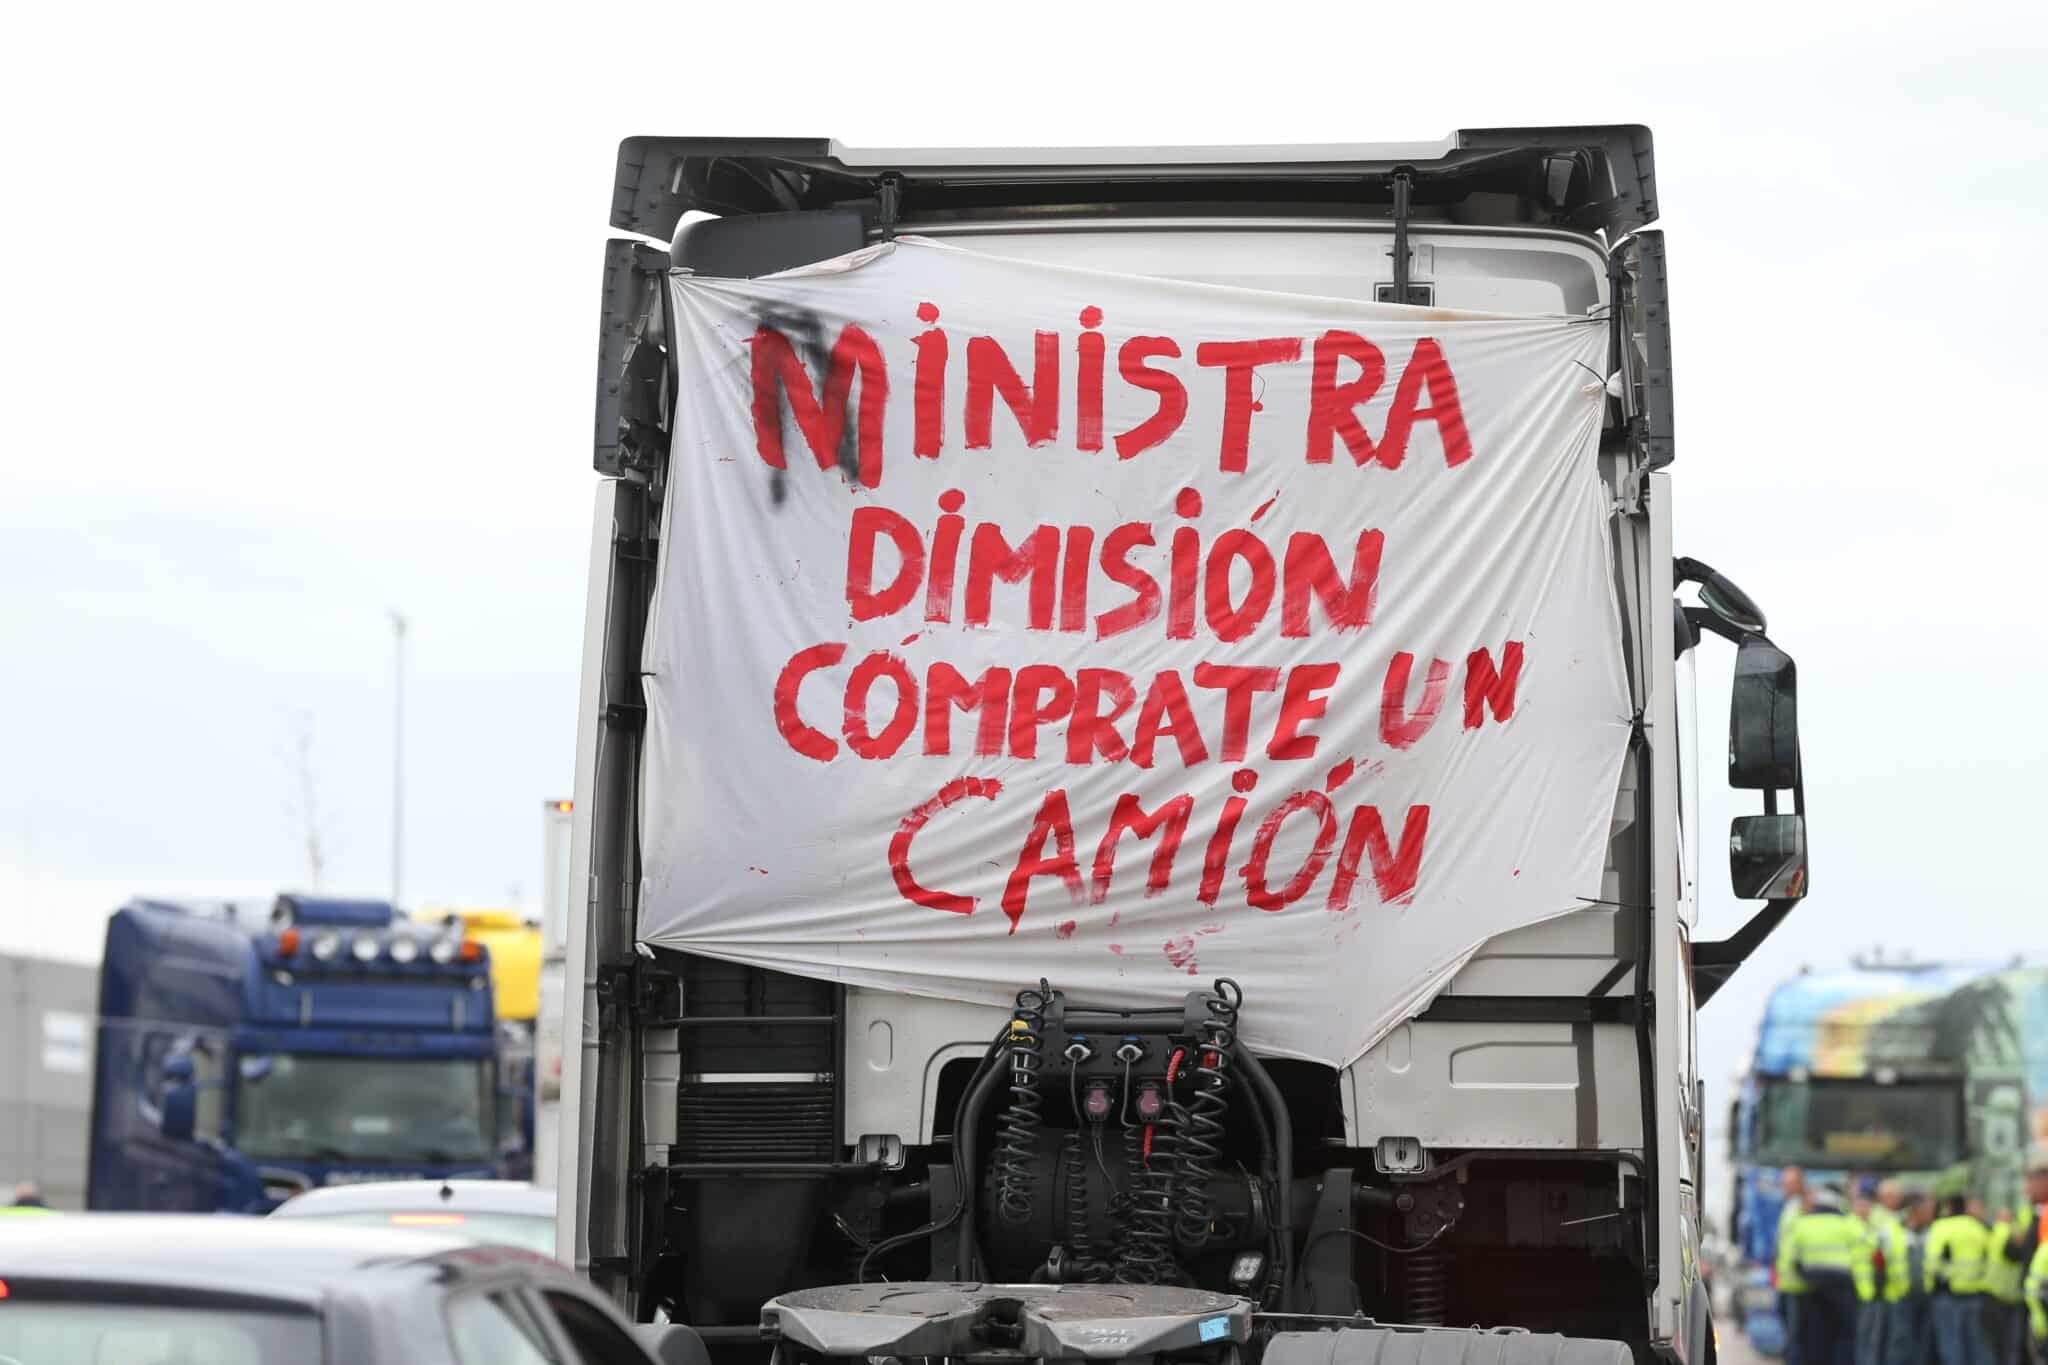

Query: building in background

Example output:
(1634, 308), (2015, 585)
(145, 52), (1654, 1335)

(1, 954), (98, 1209)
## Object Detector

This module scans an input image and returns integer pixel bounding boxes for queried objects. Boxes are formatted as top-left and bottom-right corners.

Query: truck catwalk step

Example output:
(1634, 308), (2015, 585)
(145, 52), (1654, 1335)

(1265, 1325), (1632, 1365)
(761, 1282), (1252, 1360)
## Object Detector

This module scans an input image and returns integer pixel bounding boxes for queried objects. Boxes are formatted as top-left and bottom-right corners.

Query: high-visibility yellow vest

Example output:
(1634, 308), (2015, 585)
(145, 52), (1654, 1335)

(1928, 1215), (1993, 1295)
(0, 1204), (58, 1216)
(1779, 1210), (1876, 1302)
(1777, 1199), (1810, 1293)
(1989, 1222), (2028, 1304)
(1868, 1211), (1912, 1303)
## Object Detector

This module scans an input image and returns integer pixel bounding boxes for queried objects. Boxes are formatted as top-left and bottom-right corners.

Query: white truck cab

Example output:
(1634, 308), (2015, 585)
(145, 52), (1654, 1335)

(534, 797), (575, 1189)
(558, 129), (1811, 1365)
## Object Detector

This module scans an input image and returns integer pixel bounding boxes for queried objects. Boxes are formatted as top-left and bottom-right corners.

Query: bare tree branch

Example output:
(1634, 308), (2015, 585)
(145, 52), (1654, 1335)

(281, 710), (328, 889)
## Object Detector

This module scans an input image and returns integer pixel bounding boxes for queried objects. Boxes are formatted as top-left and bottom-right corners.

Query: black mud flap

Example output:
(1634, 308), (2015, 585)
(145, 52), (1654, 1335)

(1265, 1326), (1632, 1364)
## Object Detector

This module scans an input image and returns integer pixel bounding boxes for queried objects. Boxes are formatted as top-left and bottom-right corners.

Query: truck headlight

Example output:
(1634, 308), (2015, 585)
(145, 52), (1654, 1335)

(310, 933), (342, 962)
(429, 937), (460, 965)
(351, 934), (380, 963)
(389, 936), (420, 964)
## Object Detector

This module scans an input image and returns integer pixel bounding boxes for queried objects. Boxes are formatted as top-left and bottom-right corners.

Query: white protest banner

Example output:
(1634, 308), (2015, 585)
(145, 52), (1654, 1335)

(637, 237), (1630, 1066)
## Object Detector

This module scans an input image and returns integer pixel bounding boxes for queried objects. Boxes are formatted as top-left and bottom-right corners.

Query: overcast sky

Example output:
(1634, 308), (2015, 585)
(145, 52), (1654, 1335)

(4, 1), (2044, 1131)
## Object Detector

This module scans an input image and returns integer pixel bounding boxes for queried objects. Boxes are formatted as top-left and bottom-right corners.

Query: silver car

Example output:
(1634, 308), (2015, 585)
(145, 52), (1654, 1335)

(272, 1178), (558, 1258)
(0, 1215), (702, 1364)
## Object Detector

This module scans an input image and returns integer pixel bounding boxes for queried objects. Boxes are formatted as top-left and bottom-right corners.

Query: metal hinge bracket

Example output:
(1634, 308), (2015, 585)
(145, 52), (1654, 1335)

(636, 966), (682, 1028)
(876, 173), (904, 237)
(1614, 466), (1651, 518)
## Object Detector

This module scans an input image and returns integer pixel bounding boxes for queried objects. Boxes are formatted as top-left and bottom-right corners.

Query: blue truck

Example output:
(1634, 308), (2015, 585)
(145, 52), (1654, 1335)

(87, 894), (517, 1213)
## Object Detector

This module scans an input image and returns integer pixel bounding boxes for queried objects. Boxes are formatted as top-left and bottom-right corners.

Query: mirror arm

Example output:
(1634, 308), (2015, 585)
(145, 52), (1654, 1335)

(1692, 898), (1799, 1005)
(1684, 606), (1754, 648)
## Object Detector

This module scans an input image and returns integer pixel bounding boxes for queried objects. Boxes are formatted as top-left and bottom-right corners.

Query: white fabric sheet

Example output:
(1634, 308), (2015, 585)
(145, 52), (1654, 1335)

(636, 237), (1630, 1066)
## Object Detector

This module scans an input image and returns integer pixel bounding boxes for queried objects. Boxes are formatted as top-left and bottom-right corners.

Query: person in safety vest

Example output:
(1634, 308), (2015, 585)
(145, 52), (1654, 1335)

(1928, 1194), (1997, 1365)
(1, 1180), (57, 1215)
(1857, 1178), (1919, 1365)
(1849, 1189), (1878, 1365)
(1777, 1183), (1871, 1365)
(1779, 1166), (1813, 1365)
(1987, 1211), (2029, 1365)
(2025, 1235), (2047, 1359)
(1902, 1191), (1941, 1365)
(2002, 1161), (2048, 1363)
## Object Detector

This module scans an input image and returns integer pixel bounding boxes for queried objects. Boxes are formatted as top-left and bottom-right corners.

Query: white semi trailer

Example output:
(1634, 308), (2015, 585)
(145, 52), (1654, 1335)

(558, 128), (1812, 1365)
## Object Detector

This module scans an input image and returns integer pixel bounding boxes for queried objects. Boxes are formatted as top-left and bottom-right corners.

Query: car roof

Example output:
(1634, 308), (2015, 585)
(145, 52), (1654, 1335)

(0, 1214), (559, 1306)
(272, 1178), (554, 1218)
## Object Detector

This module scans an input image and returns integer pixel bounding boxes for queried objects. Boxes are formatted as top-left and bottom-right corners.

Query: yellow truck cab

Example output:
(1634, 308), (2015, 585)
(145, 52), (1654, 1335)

(418, 908), (541, 1025)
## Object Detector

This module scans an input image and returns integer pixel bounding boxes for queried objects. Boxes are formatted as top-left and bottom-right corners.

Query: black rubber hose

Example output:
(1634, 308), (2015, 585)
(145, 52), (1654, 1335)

(1235, 1063), (1280, 1303)
(861, 1026), (1012, 1284)
(953, 1034), (1017, 1280)
(1231, 1039), (1293, 1310)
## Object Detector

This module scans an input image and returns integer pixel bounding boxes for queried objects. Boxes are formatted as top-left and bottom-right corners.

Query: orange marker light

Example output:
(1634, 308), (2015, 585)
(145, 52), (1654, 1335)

(391, 1213), (465, 1226)
(0, 1277), (10, 1299)
(459, 940), (483, 962)
(551, 800), (573, 812)
(278, 928), (301, 956)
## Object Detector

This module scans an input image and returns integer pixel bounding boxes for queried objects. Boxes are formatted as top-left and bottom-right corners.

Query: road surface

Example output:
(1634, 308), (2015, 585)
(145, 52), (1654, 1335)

(1717, 1328), (1771, 1365)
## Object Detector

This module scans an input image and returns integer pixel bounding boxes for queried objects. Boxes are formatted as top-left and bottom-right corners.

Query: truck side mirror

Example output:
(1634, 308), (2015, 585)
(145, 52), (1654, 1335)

(1693, 606), (1811, 1002)
(160, 1081), (198, 1142)
(1730, 814), (1807, 900)
(1729, 638), (1798, 789)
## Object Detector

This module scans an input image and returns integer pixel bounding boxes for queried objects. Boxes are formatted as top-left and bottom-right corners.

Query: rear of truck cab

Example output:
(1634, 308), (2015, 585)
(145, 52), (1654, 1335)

(562, 129), (1811, 1365)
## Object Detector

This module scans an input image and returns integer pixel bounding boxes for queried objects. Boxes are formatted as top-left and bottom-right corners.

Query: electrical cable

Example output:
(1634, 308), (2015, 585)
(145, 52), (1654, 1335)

(856, 1021), (1012, 1284)
(1072, 1067), (1115, 1186)
(1299, 1218), (1453, 1261)
(992, 982), (1052, 1224)
(1174, 983), (1238, 1248)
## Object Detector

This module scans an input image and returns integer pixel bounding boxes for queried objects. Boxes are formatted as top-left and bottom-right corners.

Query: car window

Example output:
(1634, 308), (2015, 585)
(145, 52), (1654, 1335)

(0, 1302), (319, 1365)
(541, 1291), (652, 1364)
(190, 1039), (227, 1143)
(446, 1291), (560, 1365)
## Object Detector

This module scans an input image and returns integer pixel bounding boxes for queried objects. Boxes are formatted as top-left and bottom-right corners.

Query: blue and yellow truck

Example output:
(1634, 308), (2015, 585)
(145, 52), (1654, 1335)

(1729, 958), (2048, 1350)
(87, 894), (516, 1213)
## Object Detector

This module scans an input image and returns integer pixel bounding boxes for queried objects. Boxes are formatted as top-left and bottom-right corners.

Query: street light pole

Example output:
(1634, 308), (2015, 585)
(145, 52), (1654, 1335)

(390, 610), (407, 907)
